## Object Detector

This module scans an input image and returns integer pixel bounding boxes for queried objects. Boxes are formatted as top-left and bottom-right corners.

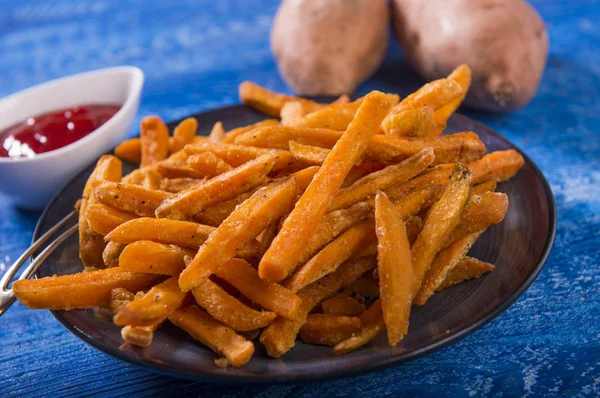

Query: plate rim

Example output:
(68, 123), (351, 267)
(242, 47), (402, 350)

(34, 106), (557, 384)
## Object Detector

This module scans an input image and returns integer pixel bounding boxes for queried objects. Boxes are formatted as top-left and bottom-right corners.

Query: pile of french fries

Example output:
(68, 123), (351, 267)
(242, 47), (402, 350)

(13, 65), (525, 368)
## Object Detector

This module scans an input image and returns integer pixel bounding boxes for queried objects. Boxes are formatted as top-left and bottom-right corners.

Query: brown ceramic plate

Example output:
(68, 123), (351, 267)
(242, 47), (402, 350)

(34, 105), (556, 383)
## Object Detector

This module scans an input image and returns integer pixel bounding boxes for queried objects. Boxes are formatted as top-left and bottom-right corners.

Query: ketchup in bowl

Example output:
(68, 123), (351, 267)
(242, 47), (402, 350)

(0, 105), (120, 158)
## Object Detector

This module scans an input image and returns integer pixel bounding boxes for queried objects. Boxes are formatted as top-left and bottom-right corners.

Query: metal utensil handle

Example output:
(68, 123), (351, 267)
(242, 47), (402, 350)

(0, 211), (77, 316)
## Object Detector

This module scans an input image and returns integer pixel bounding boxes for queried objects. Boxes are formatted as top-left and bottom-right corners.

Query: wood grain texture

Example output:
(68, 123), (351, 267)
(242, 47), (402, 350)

(0, 0), (599, 396)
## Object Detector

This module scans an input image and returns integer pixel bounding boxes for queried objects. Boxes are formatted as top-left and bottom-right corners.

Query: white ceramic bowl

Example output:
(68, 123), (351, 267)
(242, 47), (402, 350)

(0, 67), (144, 210)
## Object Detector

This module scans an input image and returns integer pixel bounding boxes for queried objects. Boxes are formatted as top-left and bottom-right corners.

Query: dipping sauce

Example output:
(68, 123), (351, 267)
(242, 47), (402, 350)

(0, 105), (120, 158)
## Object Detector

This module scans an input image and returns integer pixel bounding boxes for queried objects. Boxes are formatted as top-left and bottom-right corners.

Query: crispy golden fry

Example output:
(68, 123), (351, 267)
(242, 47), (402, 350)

(170, 117), (198, 153)
(239, 81), (323, 117)
(122, 150), (189, 185)
(280, 101), (314, 126)
(260, 256), (376, 357)
(13, 269), (159, 310)
(121, 323), (162, 347)
(193, 189), (257, 227)
(114, 276), (187, 326)
(331, 94), (351, 106)
(415, 231), (483, 305)
(102, 241), (126, 268)
(168, 305), (255, 367)
(118, 241), (193, 275)
(333, 300), (385, 355)
(156, 153), (277, 220)
(192, 278), (277, 331)
(445, 192), (508, 248)
(437, 256), (495, 291)
(286, 220), (376, 292)
(208, 121), (226, 142)
(95, 182), (171, 217)
(329, 148), (435, 211)
(406, 215), (423, 245)
(215, 259), (301, 320)
(472, 180), (497, 195)
(289, 141), (330, 165)
(160, 177), (205, 193)
(431, 65), (472, 134)
(156, 164), (205, 179)
(321, 295), (366, 316)
(382, 106), (434, 137)
(185, 141), (294, 171)
(187, 152), (234, 177)
(142, 169), (162, 190)
(343, 162), (385, 187)
(299, 314), (362, 346)
(467, 149), (525, 183)
(234, 126), (484, 165)
(115, 138), (142, 164)
(374, 191), (414, 345)
(85, 203), (137, 236)
(290, 165), (320, 191)
(79, 155), (123, 268)
(140, 116), (170, 167)
(179, 177), (298, 291)
(296, 98), (364, 131)
(259, 91), (394, 282)
(411, 164), (473, 296)
(222, 119), (279, 143)
(105, 218), (214, 248)
(257, 221), (279, 257)
(107, 287), (135, 314)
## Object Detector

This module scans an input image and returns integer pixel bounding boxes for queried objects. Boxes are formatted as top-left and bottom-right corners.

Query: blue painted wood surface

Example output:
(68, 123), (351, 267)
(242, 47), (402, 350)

(0, 0), (599, 396)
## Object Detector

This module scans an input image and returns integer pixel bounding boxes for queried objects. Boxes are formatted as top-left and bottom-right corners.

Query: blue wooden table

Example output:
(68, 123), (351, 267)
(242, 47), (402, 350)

(1, 1), (599, 396)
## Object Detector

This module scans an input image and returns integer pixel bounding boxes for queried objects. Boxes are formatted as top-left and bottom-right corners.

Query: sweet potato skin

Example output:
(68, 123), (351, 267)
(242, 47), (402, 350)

(392, 0), (548, 112)
(271, 0), (389, 95)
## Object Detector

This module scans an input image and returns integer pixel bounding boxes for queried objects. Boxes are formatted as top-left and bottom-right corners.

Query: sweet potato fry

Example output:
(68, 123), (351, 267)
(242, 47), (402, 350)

(115, 138), (142, 164)
(333, 299), (385, 355)
(179, 176), (298, 291)
(299, 314), (362, 346)
(121, 323), (162, 348)
(331, 94), (351, 106)
(160, 177), (205, 193)
(289, 141), (330, 165)
(374, 191), (414, 345)
(192, 278), (277, 331)
(142, 169), (162, 190)
(343, 162), (385, 187)
(467, 149), (525, 183)
(193, 189), (257, 227)
(285, 220), (376, 292)
(472, 180), (497, 195)
(185, 141), (294, 171)
(260, 256), (376, 357)
(259, 91), (394, 282)
(13, 269), (160, 310)
(107, 287), (135, 314)
(156, 164), (205, 179)
(222, 119), (279, 143)
(102, 241), (126, 268)
(344, 274), (380, 298)
(234, 126), (484, 165)
(85, 203), (137, 235)
(208, 121), (225, 142)
(444, 192), (508, 248)
(257, 221), (279, 257)
(290, 165), (320, 191)
(114, 276), (187, 326)
(140, 116), (169, 167)
(239, 81), (323, 117)
(296, 98), (364, 131)
(170, 117), (198, 153)
(95, 182), (171, 217)
(280, 101), (314, 126)
(168, 305), (255, 367)
(122, 150), (190, 185)
(214, 259), (301, 320)
(431, 65), (472, 133)
(187, 152), (234, 177)
(79, 155), (123, 268)
(328, 148), (435, 211)
(118, 241), (193, 275)
(155, 153), (277, 220)
(437, 256), (495, 291)
(105, 218), (214, 249)
(415, 231), (483, 305)
(321, 295), (366, 316)
(411, 164), (473, 296)
(381, 106), (434, 137)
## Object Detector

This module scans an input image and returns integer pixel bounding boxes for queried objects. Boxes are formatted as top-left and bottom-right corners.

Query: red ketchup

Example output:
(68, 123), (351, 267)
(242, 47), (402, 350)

(0, 105), (120, 158)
